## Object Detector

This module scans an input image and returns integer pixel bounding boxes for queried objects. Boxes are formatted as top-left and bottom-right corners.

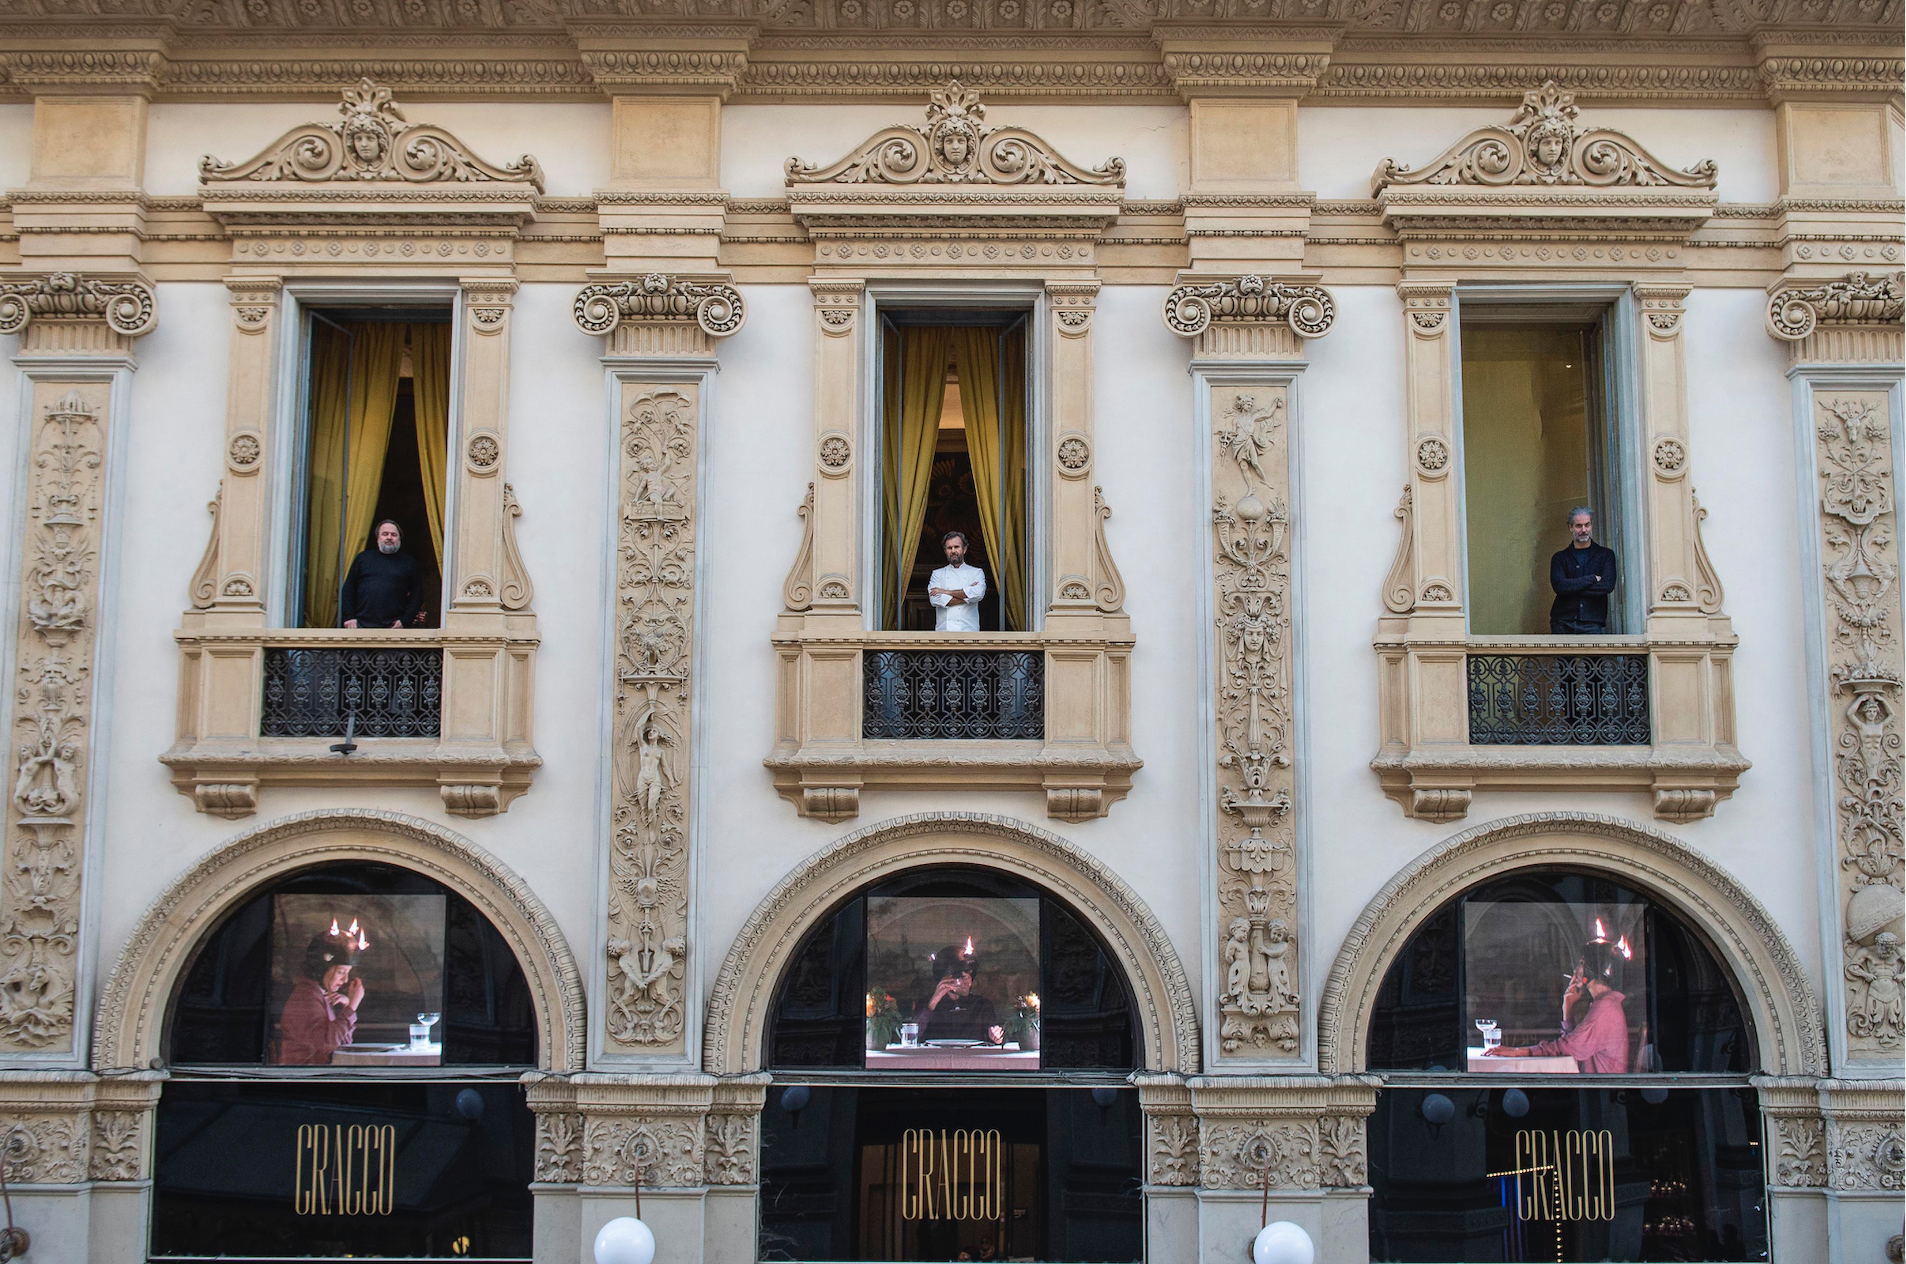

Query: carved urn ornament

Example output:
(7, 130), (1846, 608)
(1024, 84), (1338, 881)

(786, 80), (1123, 187)
(200, 78), (544, 189)
(1373, 81), (1717, 192)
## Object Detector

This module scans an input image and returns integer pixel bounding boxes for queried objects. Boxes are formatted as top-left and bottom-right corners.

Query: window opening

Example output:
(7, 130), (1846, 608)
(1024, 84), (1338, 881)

(1458, 311), (1629, 636)
(297, 311), (452, 630)
(879, 314), (1029, 632)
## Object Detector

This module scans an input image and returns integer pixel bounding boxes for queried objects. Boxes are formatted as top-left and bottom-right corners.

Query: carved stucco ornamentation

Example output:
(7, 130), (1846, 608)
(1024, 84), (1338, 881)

(606, 389), (698, 1053)
(786, 80), (1123, 187)
(1772, 1115), (1829, 1188)
(1195, 1111), (1369, 1192)
(1372, 80), (1718, 192)
(1163, 275), (1336, 340)
(199, 78), (544, 189)
(1813, 395), (1905, 1057)
(0, 273), (157, 338)
(573, 274), (747, 339)
(88, 1109), (143, 1182)
(0, 1117), (83, 1184)
(581, 1116), (702, 1188)
(1828, 1121), (1906, 1191)
(1149, 1114), (1199, 1186)
(1767, 271), (1905, 341)
(535, 1110), (583, 1184)
(1, 389), (107, 1052)
(1382, 486), (1415, 615)
(704, 1112), (757, 1185)
(782, 484), (816, 612)
(188, 483), (224, 612)
(1211, 391), (1300, 1059)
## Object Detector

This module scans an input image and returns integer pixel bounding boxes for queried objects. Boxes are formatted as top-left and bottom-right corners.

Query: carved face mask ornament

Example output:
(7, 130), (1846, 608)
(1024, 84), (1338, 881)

(1528, 121), (1571, 180)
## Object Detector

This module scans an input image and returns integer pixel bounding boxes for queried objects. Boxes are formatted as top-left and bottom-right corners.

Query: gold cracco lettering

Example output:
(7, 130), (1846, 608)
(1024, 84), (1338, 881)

(1502, 1129), (1616, 1223)
(295, 1123), (397, 1215)
(898, 1129), (1003, 1222)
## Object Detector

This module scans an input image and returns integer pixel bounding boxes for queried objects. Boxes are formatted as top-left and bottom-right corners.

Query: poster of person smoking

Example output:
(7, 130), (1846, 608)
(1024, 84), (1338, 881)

(1463, 902), (1648, 1075)
(269, 894), (446, 1067)
(865, 896), (1041, 1071)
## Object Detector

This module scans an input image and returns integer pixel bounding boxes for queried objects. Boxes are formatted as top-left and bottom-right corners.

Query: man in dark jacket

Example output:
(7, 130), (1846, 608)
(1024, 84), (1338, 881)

(340, 519), (422, 629)
(1549, 507), (1618, 634)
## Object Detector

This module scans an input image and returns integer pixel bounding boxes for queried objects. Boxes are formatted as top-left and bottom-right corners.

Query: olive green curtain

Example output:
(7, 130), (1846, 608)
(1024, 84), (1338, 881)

(301, 321), (406, 627)
(951, 326), (1027, 631)
(881, 326), (954, 628)
(411, 322), (453, 569)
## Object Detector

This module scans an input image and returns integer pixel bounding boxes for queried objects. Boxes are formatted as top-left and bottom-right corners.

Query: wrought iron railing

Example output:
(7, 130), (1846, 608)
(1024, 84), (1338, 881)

(863, 649), (1044, 740)
(261, 646), (443, 738)
(1467, 653), (1650, 746)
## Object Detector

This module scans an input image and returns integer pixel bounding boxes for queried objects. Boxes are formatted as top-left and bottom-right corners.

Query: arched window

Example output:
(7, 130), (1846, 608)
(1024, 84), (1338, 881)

(153, 862), (537, 1262)
(1363, 869), (1768, 1263)
(759, 866), (1144, 1263)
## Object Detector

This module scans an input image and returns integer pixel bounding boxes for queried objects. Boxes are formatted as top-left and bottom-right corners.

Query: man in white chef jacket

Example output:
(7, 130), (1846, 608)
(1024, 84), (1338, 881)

(927, 531), (987, 632)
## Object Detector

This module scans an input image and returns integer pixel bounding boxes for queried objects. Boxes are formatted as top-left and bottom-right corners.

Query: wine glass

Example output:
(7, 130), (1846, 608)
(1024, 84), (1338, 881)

(415, 1012), (441, 1048)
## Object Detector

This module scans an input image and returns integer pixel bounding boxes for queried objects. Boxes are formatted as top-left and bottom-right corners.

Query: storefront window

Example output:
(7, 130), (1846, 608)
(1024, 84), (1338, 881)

(156, 863), (539, 1262)
(1365, 870), (1767, 1262)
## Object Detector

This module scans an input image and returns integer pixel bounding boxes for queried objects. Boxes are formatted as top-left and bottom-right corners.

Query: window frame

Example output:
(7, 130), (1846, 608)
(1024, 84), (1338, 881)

(859, 281), (1050, 634)
(268, 282), (468, 630)
(1449, 284), (1648, 637)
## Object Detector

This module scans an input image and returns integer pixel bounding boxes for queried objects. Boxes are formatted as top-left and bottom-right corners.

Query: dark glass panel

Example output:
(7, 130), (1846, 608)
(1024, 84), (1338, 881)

(770, 900), (867, 1069)
(151, 1080), (532, 1261)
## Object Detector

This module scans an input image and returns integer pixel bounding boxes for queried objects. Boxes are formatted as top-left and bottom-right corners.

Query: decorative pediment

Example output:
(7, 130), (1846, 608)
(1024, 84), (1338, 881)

(200, 79), (544, 190)
(787, 82), (1123, 188)
(1372, 82), (1716, 193)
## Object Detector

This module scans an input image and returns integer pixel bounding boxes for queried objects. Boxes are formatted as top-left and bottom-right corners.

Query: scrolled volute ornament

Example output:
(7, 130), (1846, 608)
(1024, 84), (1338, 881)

(786, 80), (1123, 188)
(199, 78), (544, 190)
(1766, 271), (1905, 341)
(1162, 275), (1335, 340)
(1372, 80), (1717, 193)
(0, 273), (157, 338)
(573, 274), (747, 339)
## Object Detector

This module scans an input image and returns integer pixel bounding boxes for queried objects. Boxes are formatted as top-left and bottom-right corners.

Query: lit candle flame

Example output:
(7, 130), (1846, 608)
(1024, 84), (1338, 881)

(1593, 917), (1607, 941)
(347, 918), (360, 936)
(330, 918), (341, 936)
(357, 931), (369, 951)
(1615, 935), (1632, 959)
(963, 936), (974, 958)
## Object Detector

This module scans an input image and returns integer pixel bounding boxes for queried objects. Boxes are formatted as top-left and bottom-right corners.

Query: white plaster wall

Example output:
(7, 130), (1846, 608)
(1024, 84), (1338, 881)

(0, 104), (34, 191)
(722, 105), (1188, 200)
(143, 103), (612, 197)
(1299, 106), (1780, 204)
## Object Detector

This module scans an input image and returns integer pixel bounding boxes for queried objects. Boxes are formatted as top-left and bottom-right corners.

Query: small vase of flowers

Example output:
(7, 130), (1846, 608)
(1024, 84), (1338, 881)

(1005, 992), (1041, 1051)
(867, 992), (902, 1049)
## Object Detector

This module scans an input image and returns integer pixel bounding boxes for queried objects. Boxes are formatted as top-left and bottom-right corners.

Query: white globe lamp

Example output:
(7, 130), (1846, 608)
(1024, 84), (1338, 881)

(594, 1215), (656, 1264)
(1251, 1220), (1315, 1264)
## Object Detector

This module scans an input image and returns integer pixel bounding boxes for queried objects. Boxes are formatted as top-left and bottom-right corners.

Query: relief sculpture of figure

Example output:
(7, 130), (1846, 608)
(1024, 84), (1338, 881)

(1846, 931), (1904, 1046)
(1222, 918), (1252, 1005)
(13, 734), (79, 819)
(1260, 918), (1296, 1013)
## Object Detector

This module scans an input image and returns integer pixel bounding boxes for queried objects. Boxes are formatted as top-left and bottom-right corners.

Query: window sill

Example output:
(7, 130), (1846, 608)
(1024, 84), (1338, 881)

(164, 622), (540, 819)
(1372, 616), (1748, 824)
(766, 625), (1140, 823)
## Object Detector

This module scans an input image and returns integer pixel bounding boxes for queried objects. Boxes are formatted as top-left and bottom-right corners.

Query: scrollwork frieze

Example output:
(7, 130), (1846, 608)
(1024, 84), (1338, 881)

(575, 274), (746, 339)
(0, 273), (157, 339)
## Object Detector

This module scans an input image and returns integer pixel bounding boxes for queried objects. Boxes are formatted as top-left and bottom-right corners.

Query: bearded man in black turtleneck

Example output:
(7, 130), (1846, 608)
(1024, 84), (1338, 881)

(340, 519), (422, 629)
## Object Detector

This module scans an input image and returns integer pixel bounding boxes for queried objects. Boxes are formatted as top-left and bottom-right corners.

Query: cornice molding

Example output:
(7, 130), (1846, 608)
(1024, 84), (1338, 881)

(1373, 79), (1718, 193)
(1766, 270), (1905, 341)
(199, 78), (545, 191)
(572, 273), (747, 338)
(1317, 60), (1765, 100)
(1757, 54), (1906, 98)
(785, 79), (1124, 187)
(0, 272), (157, 338)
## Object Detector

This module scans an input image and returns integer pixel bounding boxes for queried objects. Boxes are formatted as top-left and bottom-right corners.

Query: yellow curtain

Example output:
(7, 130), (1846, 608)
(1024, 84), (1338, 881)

(411, 322), (453, 569)
(952, 325), (1027, 630)
(880, 326), (954, 628)
(301, 321), (406, 627)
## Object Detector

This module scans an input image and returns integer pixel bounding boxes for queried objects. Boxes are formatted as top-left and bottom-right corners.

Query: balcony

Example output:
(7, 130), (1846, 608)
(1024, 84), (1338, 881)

(767, 631), (1138, 823)
(1372, 634), (1747, 825)
(163, 628), (539, 819)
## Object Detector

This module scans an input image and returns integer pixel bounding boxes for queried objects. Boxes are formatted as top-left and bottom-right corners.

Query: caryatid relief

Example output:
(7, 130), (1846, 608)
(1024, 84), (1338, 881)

(199, 77), (544, 189)
(1371, 79), (1717, 192)
(785, 79), (1124, 187)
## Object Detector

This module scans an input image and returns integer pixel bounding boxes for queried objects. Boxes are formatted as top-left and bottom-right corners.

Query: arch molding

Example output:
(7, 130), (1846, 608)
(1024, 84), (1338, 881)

(704, 812), (1199, 1075)
(93, 809), (585, 1072)
(1317, 812), (1824, 1076)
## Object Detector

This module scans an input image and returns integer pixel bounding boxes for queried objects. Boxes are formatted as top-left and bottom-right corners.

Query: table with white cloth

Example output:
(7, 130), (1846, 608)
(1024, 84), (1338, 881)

(865, 1043), (1038, 1071)
(1466, 1047), (1578, 1073)
(329, 1042), (442, 1066)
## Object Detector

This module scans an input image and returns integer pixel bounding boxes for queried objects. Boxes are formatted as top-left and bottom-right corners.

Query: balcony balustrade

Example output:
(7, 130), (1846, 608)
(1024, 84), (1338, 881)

(1466, 652), (1650, 746)
(261, 645), (444, 739)
(863, 649), (1044, 741)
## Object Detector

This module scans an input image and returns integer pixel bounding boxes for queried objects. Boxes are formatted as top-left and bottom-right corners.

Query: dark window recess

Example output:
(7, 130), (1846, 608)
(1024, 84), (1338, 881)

(767, 867), (1135, 1072)
(1365, 870), (1752, 1075)
(151, 1080), (533, 1262)
(261, 646), (443, 739)
(366, 387), (442, 628)
(1467, 653), (1650, 746)
(863, 649), (1044, 740)
(1368, 1087), (1768, 1263)
(760, 1087), (1143, 1264)
(169, 862), (537, 1067)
